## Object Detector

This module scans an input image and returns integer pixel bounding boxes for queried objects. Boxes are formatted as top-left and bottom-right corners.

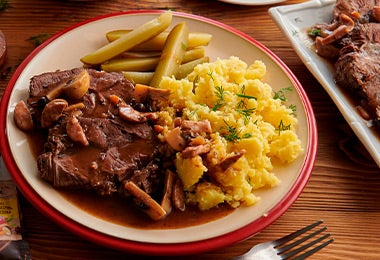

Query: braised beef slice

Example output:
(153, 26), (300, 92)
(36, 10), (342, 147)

(312, 0), (380, 120)
(29, 68), (82, 98)
(333, 0), (379, 22)
(33, 68), (162, 196)
(336, 51), (380, 118)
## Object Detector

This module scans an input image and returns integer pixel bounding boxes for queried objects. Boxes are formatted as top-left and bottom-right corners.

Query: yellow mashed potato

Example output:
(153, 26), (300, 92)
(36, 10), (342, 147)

(158, 56), (303, 211)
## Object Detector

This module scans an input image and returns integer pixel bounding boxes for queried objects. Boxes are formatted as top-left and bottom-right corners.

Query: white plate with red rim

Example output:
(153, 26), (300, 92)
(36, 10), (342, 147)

(269, 0), (380, 168)
(0, 10), (317, 255)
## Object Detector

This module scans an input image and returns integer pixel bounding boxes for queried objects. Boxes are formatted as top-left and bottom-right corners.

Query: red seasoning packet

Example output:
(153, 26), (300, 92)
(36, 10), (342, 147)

(0, 158), (31, 259)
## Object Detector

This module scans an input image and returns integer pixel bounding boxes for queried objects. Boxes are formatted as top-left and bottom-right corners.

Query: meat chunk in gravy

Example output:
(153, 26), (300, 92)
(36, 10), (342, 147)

(310, 0), (380, 121)
(18, 68), (177, 220)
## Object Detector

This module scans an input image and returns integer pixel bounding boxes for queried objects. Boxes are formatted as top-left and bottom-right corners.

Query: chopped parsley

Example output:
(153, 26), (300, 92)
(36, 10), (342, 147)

(309, 28), (321, 37)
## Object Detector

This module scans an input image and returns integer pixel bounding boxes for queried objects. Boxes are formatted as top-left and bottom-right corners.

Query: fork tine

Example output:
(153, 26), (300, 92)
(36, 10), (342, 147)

(292, 236), (334, 260)
(280, 232), (333, 259)
(273, 220), (323, 247)
(277, 226), (326, 254)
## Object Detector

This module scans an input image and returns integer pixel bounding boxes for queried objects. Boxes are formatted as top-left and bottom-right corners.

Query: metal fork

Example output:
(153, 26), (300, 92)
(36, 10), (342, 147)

(232, 220), (333, 260)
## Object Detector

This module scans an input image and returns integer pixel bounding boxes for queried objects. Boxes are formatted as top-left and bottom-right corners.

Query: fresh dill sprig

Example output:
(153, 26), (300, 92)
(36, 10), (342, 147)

(236, 85), (257, 124)
(236, 93), (257, 100)
(241, 132), (252, 139)
(207, 71), (214, 81)
(222, 121), (240, 142)
(221, 120), (251, 143)
(289, 104), (297, 116)
(212, 85), (226, 111)
(273, 86), (292, 102)
(236, 107), (256, 124)
(276, 120), (291, 135)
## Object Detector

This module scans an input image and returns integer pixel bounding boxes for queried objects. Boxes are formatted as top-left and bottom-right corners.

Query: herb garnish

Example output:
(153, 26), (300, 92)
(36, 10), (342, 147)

(273, 86), (297, 115)
(276, 119), (291, 135)
(236, 93), (256, 100)
(28, 33), (50, 47)
(221, 120), (252, 143)
(273, 86), (292, 101)
(208, 71), (227, 111)
(309, 28), (321, 37)
(0, 0), (8, 11)
(236, 85), (257, 124)
(212, 85), (226, 111)
(289, 104), (297, 116)
(222, 121), (240, 142)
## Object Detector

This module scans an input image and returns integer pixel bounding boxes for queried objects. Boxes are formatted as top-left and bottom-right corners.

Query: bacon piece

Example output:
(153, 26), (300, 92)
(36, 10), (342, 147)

(165, 127), (186, 151)
(181, 119), (212, 134)
(181, 143), (211, 159)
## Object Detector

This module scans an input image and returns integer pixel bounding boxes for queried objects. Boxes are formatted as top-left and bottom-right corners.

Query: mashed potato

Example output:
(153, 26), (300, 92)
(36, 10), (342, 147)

(158, 56), (303, 210)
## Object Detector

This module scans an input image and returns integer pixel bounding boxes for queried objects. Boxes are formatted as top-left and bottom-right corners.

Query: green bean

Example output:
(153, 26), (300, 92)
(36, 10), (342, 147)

(106, 30), (211, 51)
(150, 22), (189, 88)
(101, 57), (160, 72)
(81, 11), (172, 65)
(182, 47), (205, 63)
(101, 48), (205, 72)
(123, 71), (154, 85)
(122, 56), (209, 84)
(177, 56), (209, 79)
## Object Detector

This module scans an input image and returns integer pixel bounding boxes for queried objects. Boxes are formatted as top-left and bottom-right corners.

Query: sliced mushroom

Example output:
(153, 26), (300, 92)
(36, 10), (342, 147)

(218, 149), (246, 171)
(41, 99), (68, 128)
(172, 178), (185, 211)
(124, 181), (167, 221)
(160, 170), (175, 215)
(65, 102), (85, 113)
(165, 127), (186, 151)
(133, 83), (170, 103)
(45, 82), (65, 101)
(62, 70), (90, 100)
(318, 25), (351, 45)
(66, 116), (89, 146)
(118, 104), (158, 123)
(42, 70), (90, 102)
(13, 100), (34, 131)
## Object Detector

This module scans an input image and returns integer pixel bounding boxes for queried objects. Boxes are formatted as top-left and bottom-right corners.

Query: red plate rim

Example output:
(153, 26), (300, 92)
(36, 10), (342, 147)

(0, 10), (317, 256)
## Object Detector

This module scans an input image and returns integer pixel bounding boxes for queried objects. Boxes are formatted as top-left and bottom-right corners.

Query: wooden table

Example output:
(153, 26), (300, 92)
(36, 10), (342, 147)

(1, 0), (380, 259)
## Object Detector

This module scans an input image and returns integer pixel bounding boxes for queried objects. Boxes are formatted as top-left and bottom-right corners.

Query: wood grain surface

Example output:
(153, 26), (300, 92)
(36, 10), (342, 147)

(1, 0), (380, 259)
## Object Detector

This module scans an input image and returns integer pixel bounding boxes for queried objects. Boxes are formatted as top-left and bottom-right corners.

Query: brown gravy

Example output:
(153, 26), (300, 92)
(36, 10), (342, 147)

(60, 190), (234, 229)
(27, 133), (234, 229)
